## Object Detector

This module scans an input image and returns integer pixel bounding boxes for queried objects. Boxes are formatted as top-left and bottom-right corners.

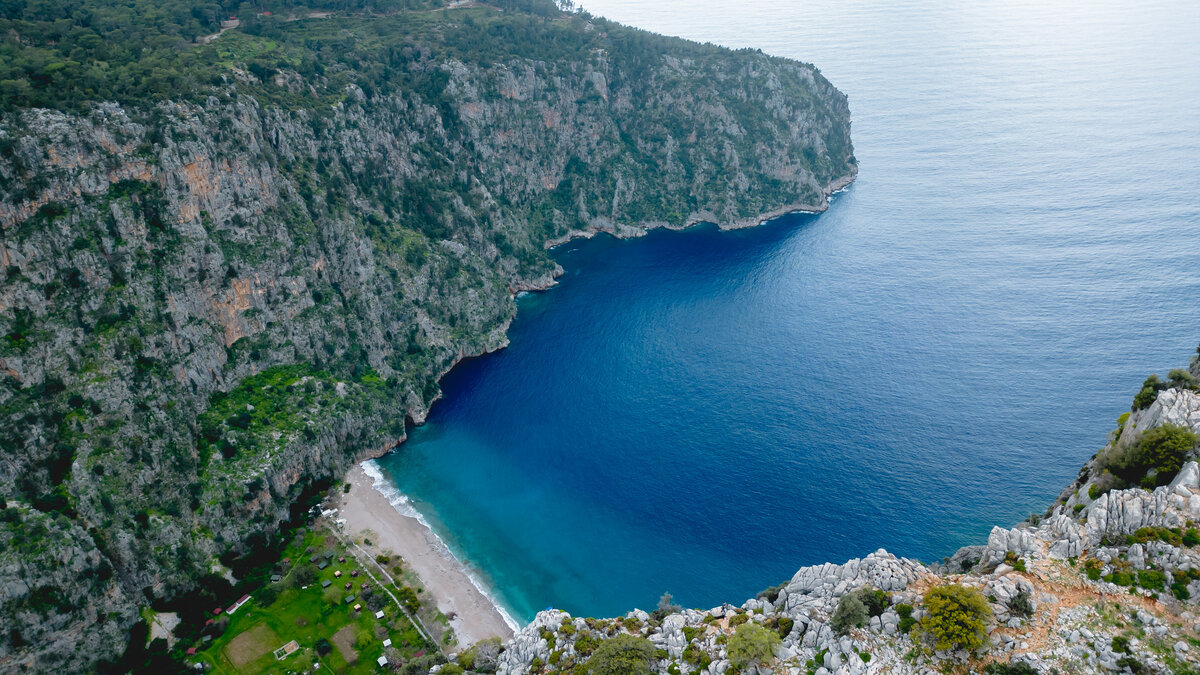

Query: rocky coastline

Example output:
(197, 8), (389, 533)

(430, 360), (1200, 675)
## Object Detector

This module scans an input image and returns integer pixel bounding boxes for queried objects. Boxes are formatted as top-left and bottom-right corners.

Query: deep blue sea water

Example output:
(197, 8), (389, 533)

(377, 0), (1200, 624)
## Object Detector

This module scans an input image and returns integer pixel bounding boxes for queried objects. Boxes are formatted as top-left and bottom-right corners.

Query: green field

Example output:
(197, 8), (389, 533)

(191, 528), (438, 674)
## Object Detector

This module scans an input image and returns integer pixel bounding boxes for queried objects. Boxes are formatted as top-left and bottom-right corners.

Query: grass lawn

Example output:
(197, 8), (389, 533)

(191, 527), (436, 674)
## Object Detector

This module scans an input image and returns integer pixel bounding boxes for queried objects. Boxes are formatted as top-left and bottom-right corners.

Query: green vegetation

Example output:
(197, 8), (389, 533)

(919, 584), (991, 652)
(196, 364), (388, 476)
(830, 587), (890, 635)
(894, 603), (916, 634)
(191, 527), (437, 674)
(581, 634), (655, 675)
(1127, 526), (1200, 548)
(1007, 590), (1033, 618)
(725, 622), (781, 670)
(1100, 423), (1198, 489)
(984, 664), (1037, 675)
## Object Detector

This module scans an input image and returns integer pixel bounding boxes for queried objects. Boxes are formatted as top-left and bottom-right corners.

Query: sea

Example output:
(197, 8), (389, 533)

(375, 0), (1200, 624)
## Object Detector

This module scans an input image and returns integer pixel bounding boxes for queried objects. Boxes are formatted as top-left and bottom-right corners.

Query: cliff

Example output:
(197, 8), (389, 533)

(0, 1), (856, 670)
(485, 356), (1200, 675)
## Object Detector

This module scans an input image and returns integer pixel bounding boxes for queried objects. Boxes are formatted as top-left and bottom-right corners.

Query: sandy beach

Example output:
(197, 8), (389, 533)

(335, 462), (516, 647)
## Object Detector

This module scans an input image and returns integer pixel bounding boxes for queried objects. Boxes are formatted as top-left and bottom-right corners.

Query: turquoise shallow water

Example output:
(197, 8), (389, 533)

(377, 0), (1200, 623)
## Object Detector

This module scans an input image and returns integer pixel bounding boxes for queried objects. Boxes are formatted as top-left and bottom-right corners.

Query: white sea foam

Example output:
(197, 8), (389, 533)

(361, 459), (522, 633)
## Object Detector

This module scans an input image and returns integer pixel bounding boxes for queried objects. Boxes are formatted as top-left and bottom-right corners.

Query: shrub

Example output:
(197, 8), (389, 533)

(726, 622), (781, 669)
(1102, 424), (1197, 487)
(1083, 558), (1103, 581)
(920, 584), (991, 652)
(682, 643), (711, 669)
(1116, 656), (1144, 673)
(830, 593), (868, 635)
(1136, 569), (1166, 591)
(650, 592), (681, 621)
(728, 613), (749, 627)
(1168, 368), (1198, 389)
(1132, 374), (1165, 410)
(777, 616), (794, 638)
(582, 634), (655, 675)
(1111, 635), (1130, 653)
(895, 603), (916, 634)
(458, 637), (501, 672)
(984, 664), (1037, 675)
(756, 583), (785, 604)
(1007, 590), (1033, 618)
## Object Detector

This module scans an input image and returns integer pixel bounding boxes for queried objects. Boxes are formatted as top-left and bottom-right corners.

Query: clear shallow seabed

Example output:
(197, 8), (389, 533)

(377, 0), (1200, 623)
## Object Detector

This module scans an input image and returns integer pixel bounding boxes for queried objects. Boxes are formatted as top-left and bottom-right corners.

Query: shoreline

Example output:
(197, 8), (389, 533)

(542, 168), (857, 249)
(342, 168), (859, 641)
(335, 462), (519, 648)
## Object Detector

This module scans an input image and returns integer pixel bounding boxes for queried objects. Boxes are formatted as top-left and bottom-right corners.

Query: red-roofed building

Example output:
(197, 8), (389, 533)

(186, 648), (196, 656)
(212, 607), (222, 615)
(226, 594), (252, 615)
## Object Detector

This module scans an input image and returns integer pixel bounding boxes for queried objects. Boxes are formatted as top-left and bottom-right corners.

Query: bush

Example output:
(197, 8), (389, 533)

(984, 664), (1037, 675)
(1111, 635), (1130, 653)
(1116, 656), (1144, 673)
(1101, 424), (1197, 487)
(829, 593), (868, 635)
(1007, 590), (1033, 618)
(1136, 569), (1166, 591)
(895, 603), (916, 634)
(920, 584), (991, 652)
(582, 634), (655, 675)
(777, 616), (794, 638)
(726, 622), (781, 669)
(650, 592), (681, 621)
(1133, 374), (1165, 410)
(756, 583), (785, 604)
(830, 587), (888, 635)
(1168, 368), (1198, 389)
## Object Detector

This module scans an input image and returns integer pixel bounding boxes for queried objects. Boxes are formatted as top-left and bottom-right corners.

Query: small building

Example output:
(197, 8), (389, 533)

(227, 594), (252, 615)
(309, 556), (318, 564)
(318, 561), (329, 570)
(382, 638), (391, 647)
(321, 580), (332, 588)
(344, 595), (356, 604)
(375, 611), (385, 620)
(282, 558), (290, 565)
(344, 582), (352, 589)
(270, 574), (281, 583)
(201, 635), (212, 643)
(212, 607), (223, 616)
(377, 656), (388, 667)
(324, 551), (334, 560)
(186, 648), (196, 656)
(333, 570), (342, 578)
(353, 603), (362, 612)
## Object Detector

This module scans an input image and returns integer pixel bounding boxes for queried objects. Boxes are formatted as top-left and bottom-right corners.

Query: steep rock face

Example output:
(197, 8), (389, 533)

(0, 9), (856, 669)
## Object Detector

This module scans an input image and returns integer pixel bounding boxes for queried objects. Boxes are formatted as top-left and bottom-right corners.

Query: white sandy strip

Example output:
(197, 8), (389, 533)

(337, 462), (518, 646)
